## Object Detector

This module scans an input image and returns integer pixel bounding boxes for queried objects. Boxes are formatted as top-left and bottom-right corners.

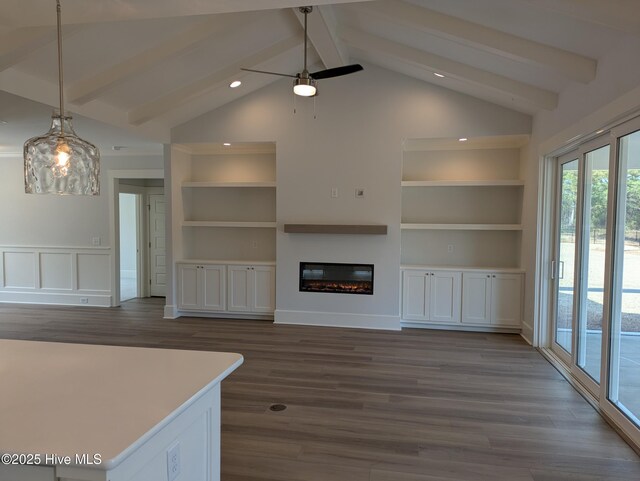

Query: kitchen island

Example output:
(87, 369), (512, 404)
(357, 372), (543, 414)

(0, 339), (243, 481)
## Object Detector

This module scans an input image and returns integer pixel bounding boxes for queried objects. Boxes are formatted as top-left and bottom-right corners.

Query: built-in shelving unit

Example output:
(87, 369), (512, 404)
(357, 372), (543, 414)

(401, 135), (528, 269)
(400, 135), (528, 329)
(171, 142), (277, 263)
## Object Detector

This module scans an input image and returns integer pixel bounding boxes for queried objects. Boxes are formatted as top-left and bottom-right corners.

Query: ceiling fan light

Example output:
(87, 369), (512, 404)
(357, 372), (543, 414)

(293, 77), (317, 97)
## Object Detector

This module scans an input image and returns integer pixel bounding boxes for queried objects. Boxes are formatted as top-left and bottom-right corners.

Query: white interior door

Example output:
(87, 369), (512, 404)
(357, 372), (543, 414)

(149, 194), (166, 297)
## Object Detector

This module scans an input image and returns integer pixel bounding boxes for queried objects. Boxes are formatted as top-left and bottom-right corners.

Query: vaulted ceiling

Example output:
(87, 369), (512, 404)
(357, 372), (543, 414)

(1, 0), (639, 147)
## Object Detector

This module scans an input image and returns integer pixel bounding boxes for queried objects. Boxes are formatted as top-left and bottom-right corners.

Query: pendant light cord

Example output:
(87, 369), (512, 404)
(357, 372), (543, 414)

(56, 0), (65, 137)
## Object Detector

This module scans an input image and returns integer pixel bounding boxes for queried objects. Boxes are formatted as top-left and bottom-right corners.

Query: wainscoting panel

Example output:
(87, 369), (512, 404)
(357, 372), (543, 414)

(40, 252), (73, 290)
(3, 252), (36, 288)
(77, 253), (110, 291)
(0, 246), (112, 307)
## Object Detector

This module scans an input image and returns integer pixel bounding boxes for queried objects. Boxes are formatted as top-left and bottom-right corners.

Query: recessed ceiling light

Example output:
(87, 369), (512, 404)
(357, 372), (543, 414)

(434, 73), (445, 78)
(596, 129), (605, 134)
(229, 80), (242, 88)
(0, 120), (7, 125)
(458, 138), (468, 142)
(223, 143), (231, 146)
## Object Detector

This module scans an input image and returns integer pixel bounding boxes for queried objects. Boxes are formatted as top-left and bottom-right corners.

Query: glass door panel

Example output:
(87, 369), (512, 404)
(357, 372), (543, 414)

(577, 146), (610, 383)
(609, 129), (640, 425)
(555, 158), (579, 354)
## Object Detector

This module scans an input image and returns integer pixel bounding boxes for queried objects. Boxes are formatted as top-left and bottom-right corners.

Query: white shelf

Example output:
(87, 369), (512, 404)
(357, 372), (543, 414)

(177, 259), (276, 266)
(401, 264), (524, 273)
(401, 180), (524, 187)
(182, 221), (277, 228)
(401, 223), (523, 231)
(182, 181), (276, 188)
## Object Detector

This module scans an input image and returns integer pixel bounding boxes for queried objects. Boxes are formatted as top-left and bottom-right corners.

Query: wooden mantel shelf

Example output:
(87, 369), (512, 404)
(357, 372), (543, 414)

(283, 224), (388, 235)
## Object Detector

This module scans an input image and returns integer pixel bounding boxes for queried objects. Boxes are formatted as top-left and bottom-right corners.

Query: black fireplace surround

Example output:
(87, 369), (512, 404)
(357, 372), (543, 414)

(299, 262), (374, 295)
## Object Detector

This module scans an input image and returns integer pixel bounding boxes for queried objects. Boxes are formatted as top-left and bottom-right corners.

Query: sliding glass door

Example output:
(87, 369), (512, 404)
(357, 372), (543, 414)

(551, 140), (611, 396)
(552, 154), (580, 360)
(607, 127), (640, 426)
(576, 145), (610, 384)
(549, 116), (640, 446)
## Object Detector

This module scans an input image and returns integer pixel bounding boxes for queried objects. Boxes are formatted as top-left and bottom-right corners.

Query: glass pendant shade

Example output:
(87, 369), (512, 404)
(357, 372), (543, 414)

(24, 112), (100, 195)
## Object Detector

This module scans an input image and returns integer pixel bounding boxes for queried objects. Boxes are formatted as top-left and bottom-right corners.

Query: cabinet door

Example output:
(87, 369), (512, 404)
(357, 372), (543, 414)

(402, 270), (430, 320)
(491, 274), (522, 327)
(202, 265), (226, 311)
(252, 266), (275, 313)
(177, 264), (200, 310)
(462, 272), (492, 325)
(227, 265), (253, 312)
(430, 271), (461, 323)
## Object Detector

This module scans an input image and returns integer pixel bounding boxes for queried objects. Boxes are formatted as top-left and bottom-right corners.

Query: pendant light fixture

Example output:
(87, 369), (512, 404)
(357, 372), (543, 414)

(24, 0), (100, 195)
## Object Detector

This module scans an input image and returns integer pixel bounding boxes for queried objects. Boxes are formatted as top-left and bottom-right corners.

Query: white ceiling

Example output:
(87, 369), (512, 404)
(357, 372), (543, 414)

(1, 0), (639, 150)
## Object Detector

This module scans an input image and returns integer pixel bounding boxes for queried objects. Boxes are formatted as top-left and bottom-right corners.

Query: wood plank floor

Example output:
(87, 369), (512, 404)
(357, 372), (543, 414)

(1, 298), (639, 481)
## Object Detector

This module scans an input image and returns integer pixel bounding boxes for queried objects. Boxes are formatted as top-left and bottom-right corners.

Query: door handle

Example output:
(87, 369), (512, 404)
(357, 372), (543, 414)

(559, 261), (565, 280)
(551, 260), (556, 280)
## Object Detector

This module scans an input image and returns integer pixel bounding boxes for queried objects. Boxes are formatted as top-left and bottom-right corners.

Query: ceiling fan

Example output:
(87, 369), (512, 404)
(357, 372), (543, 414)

(241, 6), (363, 97)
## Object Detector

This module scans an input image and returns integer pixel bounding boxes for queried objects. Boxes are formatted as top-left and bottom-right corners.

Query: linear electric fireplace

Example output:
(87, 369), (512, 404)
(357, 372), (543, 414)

(299, 262), (374, 295)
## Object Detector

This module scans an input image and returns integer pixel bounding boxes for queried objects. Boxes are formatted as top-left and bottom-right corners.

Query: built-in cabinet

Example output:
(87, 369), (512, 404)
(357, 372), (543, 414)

(227, 264), (276, 313)
(461, 272), (522, 327)
(178, 263), (225, 311)
(177, 262), (275, 316)
(402, 270), (461, 323)
(402, 267), (523, 329)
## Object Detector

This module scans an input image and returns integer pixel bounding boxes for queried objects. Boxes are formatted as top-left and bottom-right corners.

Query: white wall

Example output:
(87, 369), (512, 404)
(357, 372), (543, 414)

(0, 153), (163, 306)
(171, 64), (531, 329)
(521, 34), (640, 343)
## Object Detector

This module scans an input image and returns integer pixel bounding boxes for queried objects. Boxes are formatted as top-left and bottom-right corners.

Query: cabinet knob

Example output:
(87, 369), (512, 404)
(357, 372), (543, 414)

(487, 275), (490, 278)
(492, 275), (496, 278)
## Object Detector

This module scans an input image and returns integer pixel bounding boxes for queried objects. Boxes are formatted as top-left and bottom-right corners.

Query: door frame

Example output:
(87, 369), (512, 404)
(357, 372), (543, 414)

(108, 169), (164, 307)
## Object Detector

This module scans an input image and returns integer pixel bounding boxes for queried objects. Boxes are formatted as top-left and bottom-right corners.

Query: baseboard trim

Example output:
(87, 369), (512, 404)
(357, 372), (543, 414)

(176, 310), (273, 321)
(164, 304), (178, 319)
(520, 320), (533, 345)
(275, 310), (400, 330)
(0, 291), (111, 307)
(401, 320), (521, 333)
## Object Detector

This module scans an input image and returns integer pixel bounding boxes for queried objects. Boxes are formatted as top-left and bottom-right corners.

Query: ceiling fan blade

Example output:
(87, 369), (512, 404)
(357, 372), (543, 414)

(240, 67), (298, 79)
(310, 64), (363, 80)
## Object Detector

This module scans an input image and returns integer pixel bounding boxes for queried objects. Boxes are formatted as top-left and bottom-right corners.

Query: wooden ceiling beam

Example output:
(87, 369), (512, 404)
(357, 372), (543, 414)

(68, 15), (260, 105)
(520, 0), (640, 35)
(292, 5), (347, 69)
(359, 0), (597, 83)
(342, 28), (558, 110)
(128, 34), (301, 125)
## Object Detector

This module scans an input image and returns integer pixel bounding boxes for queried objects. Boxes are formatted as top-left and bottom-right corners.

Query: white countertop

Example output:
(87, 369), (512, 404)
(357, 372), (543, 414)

(0, 340), (243, 470)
